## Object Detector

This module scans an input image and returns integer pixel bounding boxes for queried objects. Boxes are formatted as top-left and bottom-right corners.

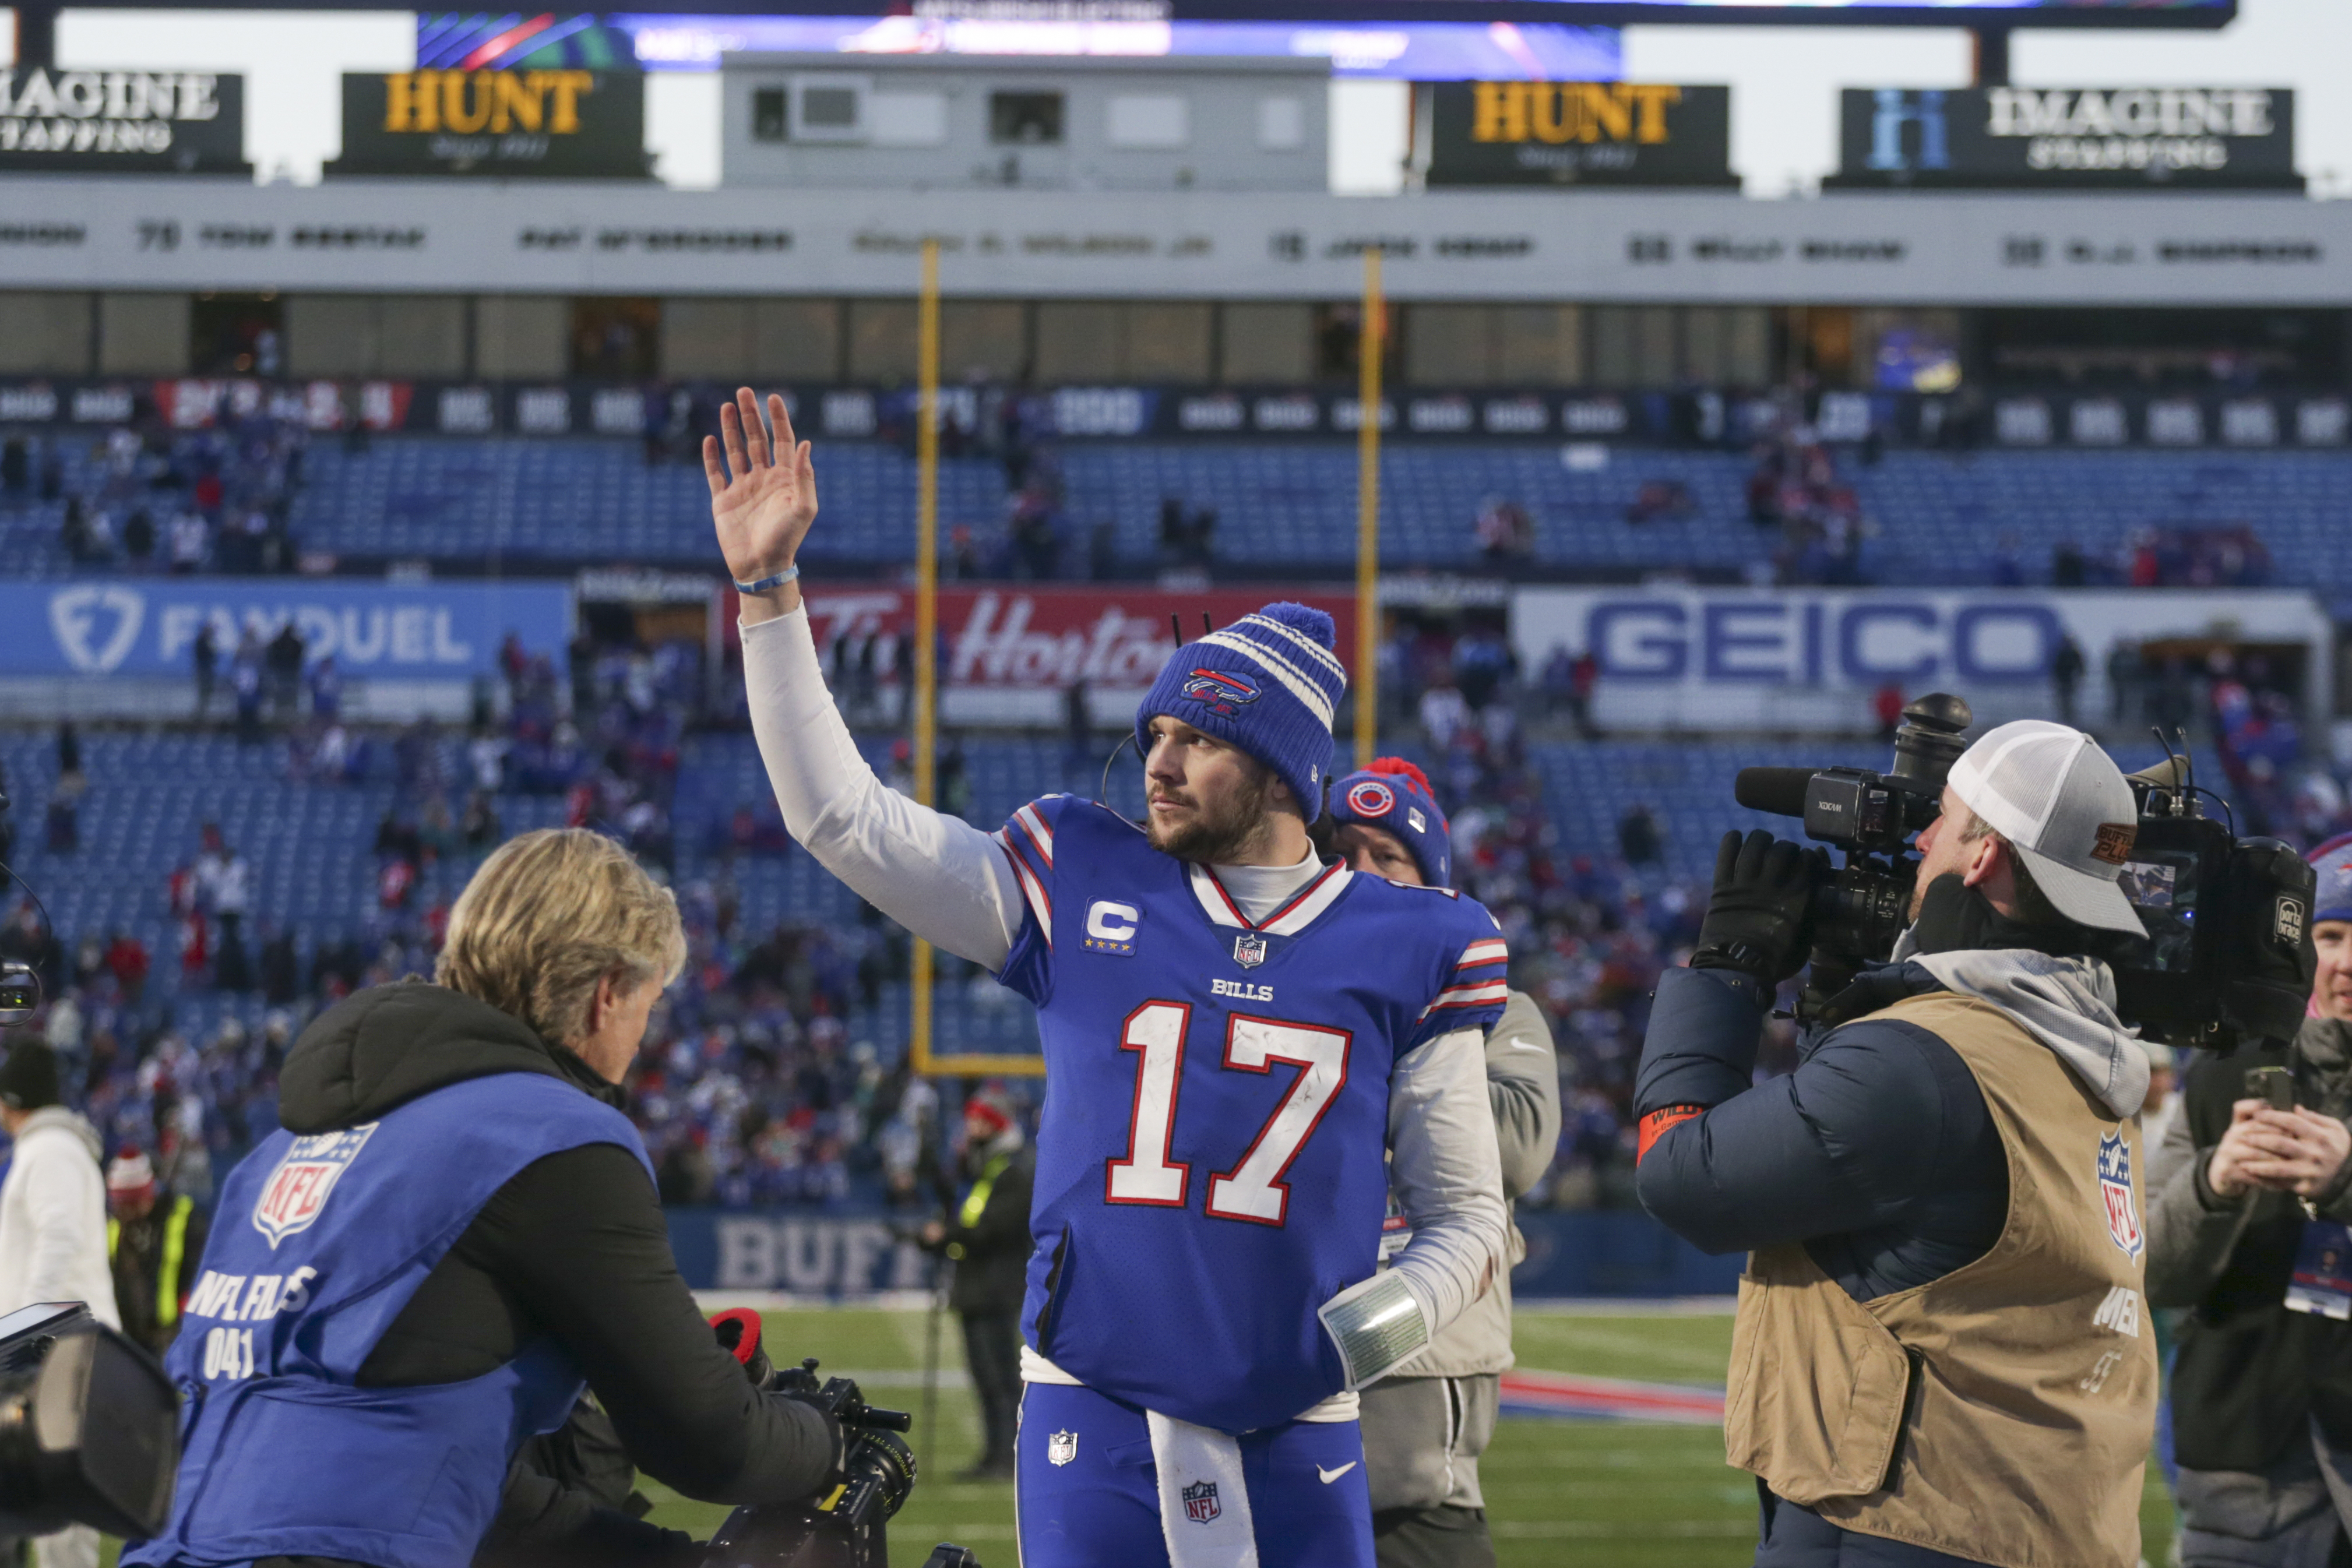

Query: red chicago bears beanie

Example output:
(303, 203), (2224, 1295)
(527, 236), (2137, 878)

(1135, 602), (1346, 819)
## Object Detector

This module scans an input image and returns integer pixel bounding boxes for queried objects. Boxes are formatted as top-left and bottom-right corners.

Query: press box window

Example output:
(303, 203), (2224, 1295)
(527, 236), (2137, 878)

(991, 91), (1064, 145)
(754, 76), (871, 143)
(752, 88), (787, 143)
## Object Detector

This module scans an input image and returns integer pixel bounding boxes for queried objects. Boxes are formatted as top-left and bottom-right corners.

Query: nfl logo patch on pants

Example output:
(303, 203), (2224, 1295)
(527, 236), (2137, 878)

(1016, 1382), (1375, 1568)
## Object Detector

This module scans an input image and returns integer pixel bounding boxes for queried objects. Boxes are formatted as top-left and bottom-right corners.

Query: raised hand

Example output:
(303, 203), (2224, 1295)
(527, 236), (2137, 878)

(705, 387), (816, 594)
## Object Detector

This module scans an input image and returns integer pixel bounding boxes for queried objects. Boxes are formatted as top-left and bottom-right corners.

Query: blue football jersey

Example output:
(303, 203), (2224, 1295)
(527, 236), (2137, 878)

(992, 794), (1509, 1434)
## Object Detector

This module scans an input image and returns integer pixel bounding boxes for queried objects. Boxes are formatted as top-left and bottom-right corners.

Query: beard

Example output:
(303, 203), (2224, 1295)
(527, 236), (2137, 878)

(1147, 766), (1281, 864)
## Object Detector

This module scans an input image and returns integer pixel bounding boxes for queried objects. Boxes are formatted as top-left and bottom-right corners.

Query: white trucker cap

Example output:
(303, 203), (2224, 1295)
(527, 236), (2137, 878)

(1945, 720), (2149, 938)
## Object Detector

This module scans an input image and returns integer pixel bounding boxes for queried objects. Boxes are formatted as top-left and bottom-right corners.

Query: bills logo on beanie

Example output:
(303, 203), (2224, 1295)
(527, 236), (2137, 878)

(1333, 757), (1452, 887)
(1138, 603), (1346, 817)
(2312, 832), (2352, 925)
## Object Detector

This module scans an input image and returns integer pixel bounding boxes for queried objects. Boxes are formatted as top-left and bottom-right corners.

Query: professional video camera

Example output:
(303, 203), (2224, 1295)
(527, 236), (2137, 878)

(0, 818), (184, 1546)
(0, 1302), (180, 1542)
(702, 1313), (981, 1568)
(1733, 693), (1972, 999)
(1733, 695), (2315, 1048)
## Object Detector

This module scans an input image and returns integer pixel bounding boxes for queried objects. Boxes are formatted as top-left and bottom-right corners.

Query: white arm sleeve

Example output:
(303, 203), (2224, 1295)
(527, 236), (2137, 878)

(741, 608), (1025, 971)
(1382, 1027), (1513, 1339)
(1317, 1026), (1510, 1388)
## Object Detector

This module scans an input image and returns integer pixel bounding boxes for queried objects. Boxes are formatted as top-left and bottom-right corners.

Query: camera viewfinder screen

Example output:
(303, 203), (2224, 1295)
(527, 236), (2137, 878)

(2121, 854), (2198, 972)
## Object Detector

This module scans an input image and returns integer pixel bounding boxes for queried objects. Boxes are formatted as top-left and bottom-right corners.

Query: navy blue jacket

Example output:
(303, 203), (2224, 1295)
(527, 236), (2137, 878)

(1635, 962), (2008, 1568)
(1635, 963), (2005, 1301)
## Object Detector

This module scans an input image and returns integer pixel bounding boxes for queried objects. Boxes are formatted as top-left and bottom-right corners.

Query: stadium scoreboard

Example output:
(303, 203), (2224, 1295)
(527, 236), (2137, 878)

(40, 0), (2235, 23)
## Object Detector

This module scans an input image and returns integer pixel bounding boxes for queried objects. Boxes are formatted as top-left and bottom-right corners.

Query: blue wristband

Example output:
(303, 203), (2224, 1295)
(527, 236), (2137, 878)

(734, 564), (800, 594)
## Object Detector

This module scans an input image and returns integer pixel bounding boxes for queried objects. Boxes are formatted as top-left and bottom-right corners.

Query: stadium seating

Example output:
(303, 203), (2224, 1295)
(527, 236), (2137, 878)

(0, 726), (2223, 1053)
(6, 430), (2349, 586)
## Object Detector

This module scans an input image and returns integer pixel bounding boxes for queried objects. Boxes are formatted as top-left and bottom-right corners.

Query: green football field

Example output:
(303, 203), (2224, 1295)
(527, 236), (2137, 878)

(642, 1305), (2181, 1568)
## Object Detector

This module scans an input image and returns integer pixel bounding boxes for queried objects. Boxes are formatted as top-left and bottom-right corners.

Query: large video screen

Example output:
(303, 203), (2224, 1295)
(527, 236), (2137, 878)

(420, 12), (1622, 79)
(1162, 0), (2233, 24)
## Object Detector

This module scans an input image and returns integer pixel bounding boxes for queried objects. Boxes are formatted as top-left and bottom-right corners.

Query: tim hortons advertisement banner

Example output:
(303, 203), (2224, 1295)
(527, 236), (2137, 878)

(0, 69), (248, 174)
(722, 584), (1357, 727)
(1828, 86), (2301, 191)
(1423, 82), (1736, 188)
(325, 69), (653, 179)
(1511, 586), (2330, 733)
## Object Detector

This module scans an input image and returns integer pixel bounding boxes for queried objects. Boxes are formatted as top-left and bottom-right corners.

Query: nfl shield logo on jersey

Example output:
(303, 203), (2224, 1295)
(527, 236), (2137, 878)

(252, 1123), (379, 1248)
(1233, 933), (1267, 969)
(2096, 1130), (2144, 1260)
(1048, 1429), (1079, 1467)
(1182, 1481), (1221, 1524)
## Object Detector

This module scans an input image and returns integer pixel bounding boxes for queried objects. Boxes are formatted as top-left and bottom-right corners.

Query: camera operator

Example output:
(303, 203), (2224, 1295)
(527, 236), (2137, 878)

(2147, 832), (2352, 1565)
(125, 829), (842, 1568)
(1636, 721), (2158, 1567)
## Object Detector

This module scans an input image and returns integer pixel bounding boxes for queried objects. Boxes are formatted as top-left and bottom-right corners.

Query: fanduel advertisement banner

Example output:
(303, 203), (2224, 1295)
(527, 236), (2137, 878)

(325, 69), (652, 179)
(1423, 82), (1735, 188)
(1511, 587), (2330, 732)
(1829, 86), (2301, 191)
(4, 579), (573, 680)
(0, 69), (248, 174)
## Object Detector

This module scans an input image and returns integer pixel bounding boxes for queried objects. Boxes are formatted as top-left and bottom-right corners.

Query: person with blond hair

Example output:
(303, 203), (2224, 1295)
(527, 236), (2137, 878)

(126, 829), (842, 1568)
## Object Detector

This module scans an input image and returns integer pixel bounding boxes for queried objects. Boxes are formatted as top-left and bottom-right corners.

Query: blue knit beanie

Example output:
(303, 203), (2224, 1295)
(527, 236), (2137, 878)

(2312, 832), (2352, 925)
(1332, 758), (1452, 888)
(1136, 602), (1346, 819)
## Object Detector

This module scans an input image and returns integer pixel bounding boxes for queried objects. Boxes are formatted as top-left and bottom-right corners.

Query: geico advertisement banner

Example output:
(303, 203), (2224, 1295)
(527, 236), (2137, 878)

(5, 179), (2352, 305)
(1511, 586), (2329, 732)
(8, 579), (574, 679)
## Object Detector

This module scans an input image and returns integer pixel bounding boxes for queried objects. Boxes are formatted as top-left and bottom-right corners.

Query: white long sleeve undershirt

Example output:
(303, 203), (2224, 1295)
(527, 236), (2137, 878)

(742, 607), (1509, 1406)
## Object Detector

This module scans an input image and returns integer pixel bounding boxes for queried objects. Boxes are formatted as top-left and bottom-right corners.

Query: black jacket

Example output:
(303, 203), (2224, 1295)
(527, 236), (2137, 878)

(2147, 1019), (2352, 1473)
(933, 1138), (1034, 1317)
(267, 981), (835, 1555)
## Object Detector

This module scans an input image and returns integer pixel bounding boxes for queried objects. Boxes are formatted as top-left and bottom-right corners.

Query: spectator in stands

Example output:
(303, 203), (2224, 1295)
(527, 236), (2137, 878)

(265, 620), (306, 722)
(461, 790), (502, 849)
(0, 436), (25, 502)
(103, 931), (147, 1005)
(2052, 538), (2087, 589)
(43, 770), (82, 854)
(1618, 803), (1663, 866)
(231, 634), (265, 746)
(1420, 679), (1470, 751)
(1874, 681), (1906, 741)
(191, 621), (217, 721)
(2051, 635), (2086, 730)
(122, 506), (154, 569)
(1473, 496), (1536, 563)
(168, 509), (209, 574)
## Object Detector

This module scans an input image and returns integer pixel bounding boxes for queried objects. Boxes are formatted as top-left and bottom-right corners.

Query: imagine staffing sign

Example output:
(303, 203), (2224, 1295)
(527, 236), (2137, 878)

(1828, 86), (2300, 190)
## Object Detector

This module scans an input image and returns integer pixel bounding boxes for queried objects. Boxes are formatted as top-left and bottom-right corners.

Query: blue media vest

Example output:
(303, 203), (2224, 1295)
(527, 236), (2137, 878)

(124, 1072), (651, 1568)
(992, 796), (1509, 1434)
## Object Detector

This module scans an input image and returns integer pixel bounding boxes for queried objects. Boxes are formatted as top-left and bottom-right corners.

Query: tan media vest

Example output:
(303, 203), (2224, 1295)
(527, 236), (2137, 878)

(1721, 991), (2157, 1568)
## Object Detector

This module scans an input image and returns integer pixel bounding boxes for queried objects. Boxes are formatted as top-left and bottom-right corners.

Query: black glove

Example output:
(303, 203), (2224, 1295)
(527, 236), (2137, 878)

(1692, 830), (1824, 985)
